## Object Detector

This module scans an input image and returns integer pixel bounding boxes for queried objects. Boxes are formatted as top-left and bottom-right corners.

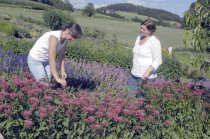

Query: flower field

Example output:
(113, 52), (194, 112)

(0, 48), (209, 138)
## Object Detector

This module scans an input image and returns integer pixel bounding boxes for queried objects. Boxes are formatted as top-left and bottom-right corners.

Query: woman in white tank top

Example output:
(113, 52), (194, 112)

(27, 23), (82, 87)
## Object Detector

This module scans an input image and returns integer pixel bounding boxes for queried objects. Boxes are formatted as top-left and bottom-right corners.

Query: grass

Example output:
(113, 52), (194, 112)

(74, 17), (184, 48)
(0, 6), (44, 22)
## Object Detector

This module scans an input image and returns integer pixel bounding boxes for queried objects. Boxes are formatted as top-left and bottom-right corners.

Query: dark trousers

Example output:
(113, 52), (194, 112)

(127, 73), (155, 98)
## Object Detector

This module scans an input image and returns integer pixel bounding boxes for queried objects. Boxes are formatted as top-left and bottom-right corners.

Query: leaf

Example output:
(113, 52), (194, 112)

(63, 118), (69, 128)
(0, 120), (7, 129)
(54, 98), (61, 104)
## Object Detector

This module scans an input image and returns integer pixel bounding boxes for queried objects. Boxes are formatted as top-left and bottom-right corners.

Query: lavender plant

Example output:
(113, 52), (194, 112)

(0, 48), (28, 75)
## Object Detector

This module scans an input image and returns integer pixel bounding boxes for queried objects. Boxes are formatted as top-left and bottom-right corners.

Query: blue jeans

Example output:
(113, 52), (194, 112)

(127, 73), (155, 98)
(27, 54), (51, 81)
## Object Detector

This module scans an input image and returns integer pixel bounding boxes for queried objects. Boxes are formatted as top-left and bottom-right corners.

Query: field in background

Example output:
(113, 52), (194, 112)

(70, 11), (184, 48)
(0, 6), (43, 21)
(116, 11), (158, 21)
(117, 11), (181, 26)
(0, 6), (184, 49)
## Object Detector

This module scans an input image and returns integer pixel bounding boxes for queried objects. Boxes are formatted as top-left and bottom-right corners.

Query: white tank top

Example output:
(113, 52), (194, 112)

(29, 30), (67, 62)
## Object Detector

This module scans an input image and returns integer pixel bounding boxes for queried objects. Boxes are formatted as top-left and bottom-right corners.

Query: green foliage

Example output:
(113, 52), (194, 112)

(158, 56), (182, 80)
(83, 27), (106, 39)
(97, 3), (181, 22)
(183, 0), (210, 72)
(0, 21), (17, 35)
(32, 0), (73, 11)
(43, 10), (75, 30)
(17, 15), (44, 26)
(66, 38), (132, 69)
(96, 10), (125, 19)
(83, 3), (95, 17)
(0, 0), (53, 10)
(0, 38), (34, 54)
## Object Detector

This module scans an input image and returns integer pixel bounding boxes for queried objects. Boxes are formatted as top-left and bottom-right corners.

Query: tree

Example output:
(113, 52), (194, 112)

(183, 0), (210, 72)
(31, 0), (73, 11)
(83, 3), (95, 17)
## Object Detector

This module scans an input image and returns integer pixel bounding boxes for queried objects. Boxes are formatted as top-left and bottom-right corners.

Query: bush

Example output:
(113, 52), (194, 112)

(83, 27), (106, 39)
(66, 38), (132, 69)
(158, 56), (182, 80)
(0, 21), (17, 35)
(43, 10), (74, 30)
(1, 38), (34, 54)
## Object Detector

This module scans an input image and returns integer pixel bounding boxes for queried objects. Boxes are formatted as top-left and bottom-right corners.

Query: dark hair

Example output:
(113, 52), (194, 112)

(141, 19), (156, 33)
(62, 23), (83, 39)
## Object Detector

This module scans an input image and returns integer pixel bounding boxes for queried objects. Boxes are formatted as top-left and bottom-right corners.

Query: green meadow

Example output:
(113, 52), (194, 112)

(70, 11), (184, 49)
(0, 6), (184, 49)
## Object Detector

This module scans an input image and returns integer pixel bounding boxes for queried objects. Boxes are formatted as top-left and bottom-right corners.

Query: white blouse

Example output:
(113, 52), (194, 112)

(131, 35), (162, 79)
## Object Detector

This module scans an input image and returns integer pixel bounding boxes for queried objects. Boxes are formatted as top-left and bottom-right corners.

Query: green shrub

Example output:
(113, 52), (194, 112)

(158, 56), (182, 80)
(17, 15), (44, 26)
(43, 10), (74, 30)
(1, 38), (34, 54)
(66, 38), (132, 69)
(83, 27), (105, 39)
(0, 21), (17, 35)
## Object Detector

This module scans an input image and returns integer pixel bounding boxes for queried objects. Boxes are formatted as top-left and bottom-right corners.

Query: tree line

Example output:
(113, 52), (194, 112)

(97, 3), (181, 22)
(31, 0), (73, 11)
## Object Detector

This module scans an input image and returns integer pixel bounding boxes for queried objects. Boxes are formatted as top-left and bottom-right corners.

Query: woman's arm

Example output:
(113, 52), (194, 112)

(143, 38), (162, 80)
(58, 44), (67, 79)
(48, 35), (67, 86)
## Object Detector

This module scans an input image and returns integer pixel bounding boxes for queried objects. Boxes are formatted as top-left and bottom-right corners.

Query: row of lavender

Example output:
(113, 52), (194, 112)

(1, 47), (209, 93)
(0, 47), (129, 93)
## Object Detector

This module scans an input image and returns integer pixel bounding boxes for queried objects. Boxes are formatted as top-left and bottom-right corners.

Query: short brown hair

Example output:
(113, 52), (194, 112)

(141, 19), (156, 33)
(62, 23), (83, 39)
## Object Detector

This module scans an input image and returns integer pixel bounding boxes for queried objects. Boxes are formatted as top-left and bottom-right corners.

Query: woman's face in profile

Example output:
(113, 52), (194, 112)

(65, 29), (76, 41)
(140, 25), (151, 37)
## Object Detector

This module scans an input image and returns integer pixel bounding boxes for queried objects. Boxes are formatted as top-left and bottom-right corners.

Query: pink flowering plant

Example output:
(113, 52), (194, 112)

(0, 72), (209, 138)
(0, 73), (169, 138)
(140, 79), (210, 138)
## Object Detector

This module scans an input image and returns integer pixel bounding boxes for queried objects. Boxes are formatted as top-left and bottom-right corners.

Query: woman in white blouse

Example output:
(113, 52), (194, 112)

(128, 19), (162, 97)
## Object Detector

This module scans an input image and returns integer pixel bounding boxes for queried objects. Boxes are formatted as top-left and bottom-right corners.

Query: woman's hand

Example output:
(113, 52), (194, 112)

(61, 71), (68, 79)
(57, 78), (67, 87)
(143, 66), (155, 80)
(143, 72), (149, 80)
